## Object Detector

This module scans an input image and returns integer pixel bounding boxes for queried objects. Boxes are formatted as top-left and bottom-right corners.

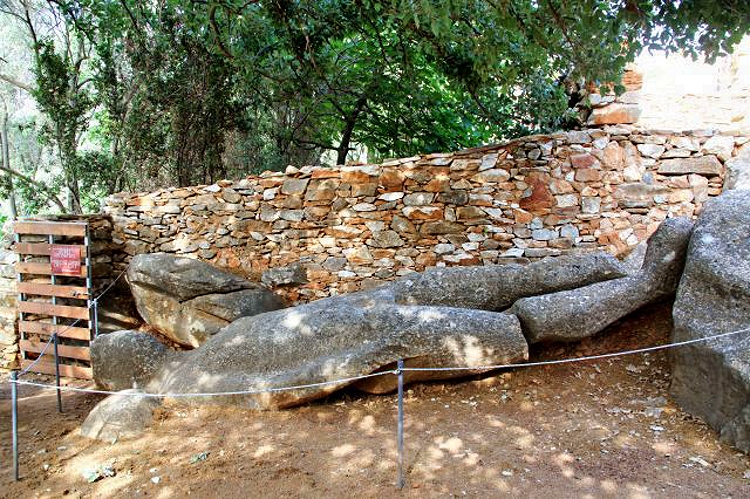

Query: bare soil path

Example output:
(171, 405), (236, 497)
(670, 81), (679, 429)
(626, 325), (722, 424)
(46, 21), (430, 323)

(2, 302), (749, 498)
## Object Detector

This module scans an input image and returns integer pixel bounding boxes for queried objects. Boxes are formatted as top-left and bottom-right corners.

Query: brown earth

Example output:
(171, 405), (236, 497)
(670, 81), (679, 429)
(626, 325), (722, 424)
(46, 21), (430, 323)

(1, 302), (749, 498)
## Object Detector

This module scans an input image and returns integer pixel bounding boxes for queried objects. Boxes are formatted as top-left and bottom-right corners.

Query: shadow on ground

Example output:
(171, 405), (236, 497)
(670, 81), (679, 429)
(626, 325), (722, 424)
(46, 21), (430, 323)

(1, 302), (749, 498)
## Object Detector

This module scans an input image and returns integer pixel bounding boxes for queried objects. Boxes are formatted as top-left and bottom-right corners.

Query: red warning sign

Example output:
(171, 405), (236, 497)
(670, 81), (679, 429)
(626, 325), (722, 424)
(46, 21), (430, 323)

(50, 245), (82, 276)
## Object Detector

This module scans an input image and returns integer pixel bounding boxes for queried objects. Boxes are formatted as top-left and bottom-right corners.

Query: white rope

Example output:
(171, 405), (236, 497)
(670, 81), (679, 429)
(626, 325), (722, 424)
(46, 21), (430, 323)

(17, 333), (57, 376)
(9, 325), (749, 398)
(402, 326), (750, 372)
(9, 370), (397, 397)
(93, 265), (129, 302)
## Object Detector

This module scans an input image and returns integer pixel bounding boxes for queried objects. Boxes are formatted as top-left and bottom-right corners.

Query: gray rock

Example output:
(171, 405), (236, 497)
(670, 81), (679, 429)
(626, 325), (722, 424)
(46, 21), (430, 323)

(510, 218), (693, 343)
(701, 135), (735, 162)
(657, 156), (723, 175)
(724, 143), (750, 191)
(403, 192), (434, 206)
(148, 292), (528, 409)
(437, 190), (469, 205)
(393, 252), (627, 311)
(91, 330), (171, 391)
(368, 230), (405, 248)
(669, 191), (750, 452)
(621, 241), (648, 274)
(128, 253), (286, 347)
(80, 389), (161, 441)
(127, 253), (253, 301)
(281, 178), (309, 195)
(261, 264), (308, 287)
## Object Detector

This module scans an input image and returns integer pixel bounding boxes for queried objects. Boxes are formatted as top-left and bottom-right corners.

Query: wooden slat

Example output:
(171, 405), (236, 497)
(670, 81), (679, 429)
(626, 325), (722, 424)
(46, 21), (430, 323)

(18, 282), (89, 300)
(15, 262), (88, 277)
(21, 339), (91, 361)
(14, 243), (86, 258)
(14, 221), (87, 237)
(19, 301), (90, 320)
(20, 359), (92, 379)
(19, 320), (91, 340)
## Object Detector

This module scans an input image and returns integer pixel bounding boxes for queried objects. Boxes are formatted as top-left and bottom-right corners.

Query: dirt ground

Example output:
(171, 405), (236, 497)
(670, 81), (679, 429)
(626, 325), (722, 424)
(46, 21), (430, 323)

(1, 302), (749, 498)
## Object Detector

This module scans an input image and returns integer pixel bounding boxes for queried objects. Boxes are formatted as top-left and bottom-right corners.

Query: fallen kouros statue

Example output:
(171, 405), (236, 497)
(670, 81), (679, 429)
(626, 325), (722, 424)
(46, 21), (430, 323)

(127, 253), (286, 347)
(87, 249), (633, 428)
(92, 300), (528, 410)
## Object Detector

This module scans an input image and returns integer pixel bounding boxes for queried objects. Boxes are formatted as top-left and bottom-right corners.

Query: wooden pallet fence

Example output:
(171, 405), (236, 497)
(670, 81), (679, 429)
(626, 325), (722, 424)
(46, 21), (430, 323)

(13, 220), (94, 379)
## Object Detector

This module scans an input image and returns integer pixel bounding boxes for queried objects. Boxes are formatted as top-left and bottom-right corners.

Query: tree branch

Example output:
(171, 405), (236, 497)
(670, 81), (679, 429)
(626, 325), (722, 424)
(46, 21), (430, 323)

(0, 164), (67, 213)
(0, 72), (33, 93)
(209, 5), (234, 59)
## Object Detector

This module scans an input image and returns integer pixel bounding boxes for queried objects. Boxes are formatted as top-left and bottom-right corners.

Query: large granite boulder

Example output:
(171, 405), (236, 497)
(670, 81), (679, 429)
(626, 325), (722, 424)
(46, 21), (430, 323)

(393, 252), (627, 311)
(670, 191), (750, 452)
(127, 254), (286, 347)
(80, 389), (161, 441)
(510, 217), (693, 343)
(147, 294), (528, 409)
(91, 330), (172, 391)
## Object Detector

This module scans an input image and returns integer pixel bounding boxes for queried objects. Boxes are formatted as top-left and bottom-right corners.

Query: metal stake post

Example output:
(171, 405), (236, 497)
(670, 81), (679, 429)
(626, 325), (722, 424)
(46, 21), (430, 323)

(11, 371), (19, 481)
(84, 223), (95, 338)
(92, 299), (99, 338)
(48, 234), (62, 412)
(53, 333), (62, 413)
(396, 359), (405, 489)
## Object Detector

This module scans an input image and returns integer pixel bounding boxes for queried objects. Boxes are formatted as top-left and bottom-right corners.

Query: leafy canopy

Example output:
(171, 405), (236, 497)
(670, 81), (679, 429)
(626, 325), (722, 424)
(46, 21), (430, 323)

(1, 0), (749, 213)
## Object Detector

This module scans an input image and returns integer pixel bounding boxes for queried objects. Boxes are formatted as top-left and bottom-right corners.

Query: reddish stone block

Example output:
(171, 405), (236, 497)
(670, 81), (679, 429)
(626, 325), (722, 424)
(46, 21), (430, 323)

(519, 175), (554, 212)
(570, 154), (598, 169)
(574, 169), (603, 182)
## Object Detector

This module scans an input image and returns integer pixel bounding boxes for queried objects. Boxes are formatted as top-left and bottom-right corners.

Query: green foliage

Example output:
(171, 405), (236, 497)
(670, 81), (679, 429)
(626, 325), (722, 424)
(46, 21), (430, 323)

(1, 0), (749, 212)
(30, 36), (94, 212)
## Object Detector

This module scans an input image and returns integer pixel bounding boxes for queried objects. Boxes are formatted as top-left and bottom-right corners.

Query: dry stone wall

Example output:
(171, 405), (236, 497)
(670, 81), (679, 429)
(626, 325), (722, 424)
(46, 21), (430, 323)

(104, 125), (747, 304)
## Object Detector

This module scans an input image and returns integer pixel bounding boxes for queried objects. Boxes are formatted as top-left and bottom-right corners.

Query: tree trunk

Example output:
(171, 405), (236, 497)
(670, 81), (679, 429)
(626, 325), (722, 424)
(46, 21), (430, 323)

(336, 121), (355, 166)
(66, 172), (83, 214)
(1, 113), (18, 219)
(336, 94), (369, 166)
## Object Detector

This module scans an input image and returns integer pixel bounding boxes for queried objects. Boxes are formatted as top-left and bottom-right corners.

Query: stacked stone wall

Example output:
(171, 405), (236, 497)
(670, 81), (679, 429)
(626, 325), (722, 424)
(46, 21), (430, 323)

(104, 125), (747, 303)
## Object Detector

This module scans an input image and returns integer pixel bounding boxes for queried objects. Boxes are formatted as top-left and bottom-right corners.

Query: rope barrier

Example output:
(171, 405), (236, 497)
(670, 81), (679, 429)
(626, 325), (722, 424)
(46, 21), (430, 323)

(9, 370), (397, 397)
(401, 326), (750, 372)
(17, 332), (59, 376)
(9, 325), (749, 397)
(93, 265), (129, 301)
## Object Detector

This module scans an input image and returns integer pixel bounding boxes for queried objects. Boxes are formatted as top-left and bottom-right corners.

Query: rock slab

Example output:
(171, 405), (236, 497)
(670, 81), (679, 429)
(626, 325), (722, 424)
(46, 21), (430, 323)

(149, 290), (528, 409)
(393, 252), (627, 311)
(725, 143), (750, 191)
(91, 330), (171, 391)
(80, 389), (161, 441)
(510, 217), (693, 343)
(127, 254), (286, 347)
(670, 190), (750, 453)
